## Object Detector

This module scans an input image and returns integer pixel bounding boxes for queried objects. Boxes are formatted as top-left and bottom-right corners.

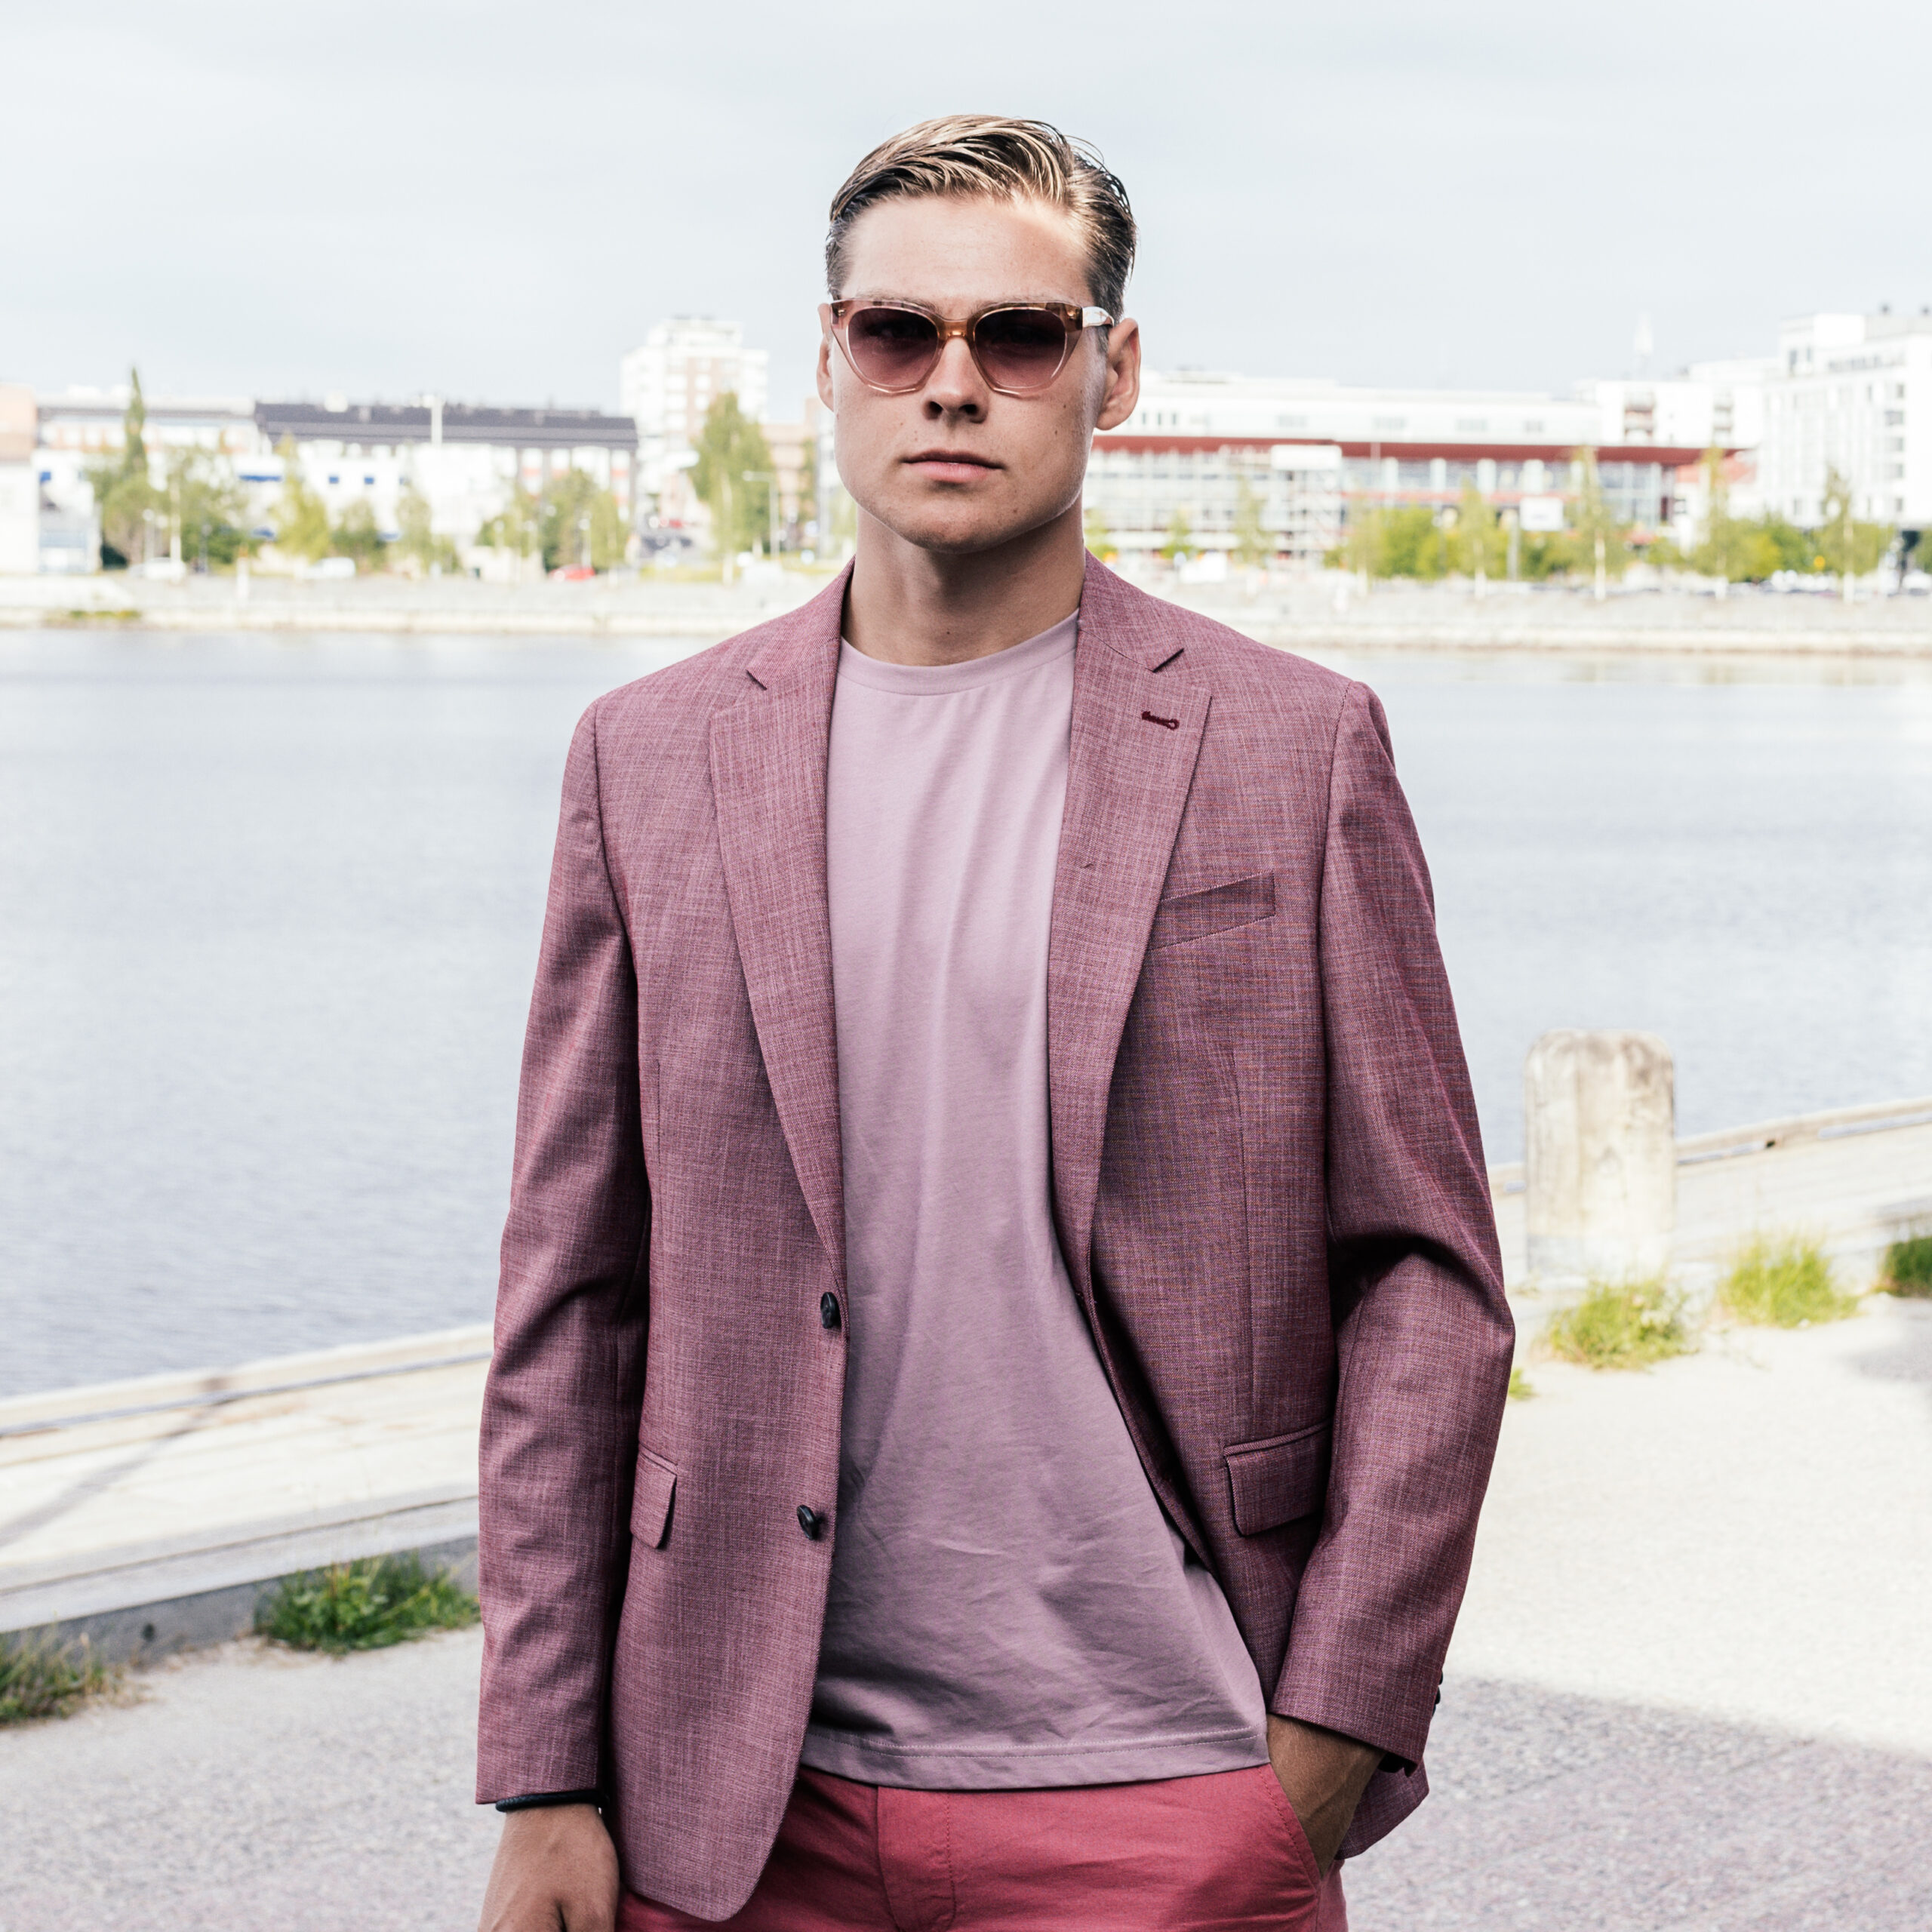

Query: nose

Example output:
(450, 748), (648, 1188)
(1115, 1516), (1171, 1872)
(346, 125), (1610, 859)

(922, 334), (988, 419)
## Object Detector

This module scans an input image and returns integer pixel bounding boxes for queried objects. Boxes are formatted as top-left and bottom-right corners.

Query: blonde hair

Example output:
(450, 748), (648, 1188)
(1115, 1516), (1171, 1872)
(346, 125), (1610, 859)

(827, 115), (1136, 318)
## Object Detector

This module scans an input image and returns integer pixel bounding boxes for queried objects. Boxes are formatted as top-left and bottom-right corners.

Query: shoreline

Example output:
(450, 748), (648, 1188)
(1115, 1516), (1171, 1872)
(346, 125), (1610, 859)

(5, 574), (1932, 657)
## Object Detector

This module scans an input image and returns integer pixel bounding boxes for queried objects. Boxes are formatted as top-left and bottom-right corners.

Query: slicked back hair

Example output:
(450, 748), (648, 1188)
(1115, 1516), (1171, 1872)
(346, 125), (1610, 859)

(826, 115), (1136, 320)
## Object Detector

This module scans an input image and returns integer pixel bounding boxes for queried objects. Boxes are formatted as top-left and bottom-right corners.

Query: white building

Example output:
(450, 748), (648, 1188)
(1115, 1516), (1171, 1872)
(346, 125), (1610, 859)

(1086, 371), (1715, 564)
(1758, 310), (1932, 531)
(0, 384), (38, 574)
(620, 318), (770, 506)
(253, 398), (636, 544)
(1575, 364), (1772, 457)
(26, 387), (637, 569)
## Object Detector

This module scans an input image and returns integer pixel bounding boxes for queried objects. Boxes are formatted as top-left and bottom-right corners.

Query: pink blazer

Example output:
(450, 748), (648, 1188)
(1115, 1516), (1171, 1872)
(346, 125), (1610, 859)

(477, 558), (1512, 1921)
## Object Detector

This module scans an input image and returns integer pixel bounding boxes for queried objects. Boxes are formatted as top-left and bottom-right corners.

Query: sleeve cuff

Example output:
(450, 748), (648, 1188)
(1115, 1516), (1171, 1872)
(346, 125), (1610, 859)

(494, 1789), (602, 1813)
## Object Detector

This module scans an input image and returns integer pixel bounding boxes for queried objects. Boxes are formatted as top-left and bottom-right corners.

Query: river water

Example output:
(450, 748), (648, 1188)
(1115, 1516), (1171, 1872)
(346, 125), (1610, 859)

(2, 631), (1928, 1395)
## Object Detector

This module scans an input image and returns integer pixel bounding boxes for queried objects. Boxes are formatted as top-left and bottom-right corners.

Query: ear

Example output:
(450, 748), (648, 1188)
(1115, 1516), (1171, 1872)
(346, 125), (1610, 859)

(815, 307), (837, 412)
(1094, 318), (1141, 433)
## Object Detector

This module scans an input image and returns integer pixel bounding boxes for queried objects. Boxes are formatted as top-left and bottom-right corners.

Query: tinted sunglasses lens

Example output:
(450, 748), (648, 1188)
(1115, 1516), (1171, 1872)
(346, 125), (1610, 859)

(973, 309), (1070, 390)
(844, 306), (941, 388)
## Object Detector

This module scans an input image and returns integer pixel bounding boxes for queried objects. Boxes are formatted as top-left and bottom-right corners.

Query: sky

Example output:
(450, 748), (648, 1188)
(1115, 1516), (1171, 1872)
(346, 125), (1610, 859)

(6, 0), (1927, 420)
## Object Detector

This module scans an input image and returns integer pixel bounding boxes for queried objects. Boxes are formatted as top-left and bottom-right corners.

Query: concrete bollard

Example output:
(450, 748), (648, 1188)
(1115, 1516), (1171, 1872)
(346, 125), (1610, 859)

(1525, 1030), (1675, 1283)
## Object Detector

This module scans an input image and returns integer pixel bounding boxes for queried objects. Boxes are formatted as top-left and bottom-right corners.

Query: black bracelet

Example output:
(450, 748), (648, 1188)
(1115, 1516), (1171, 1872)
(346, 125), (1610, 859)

(496, 1789), (602, 1813)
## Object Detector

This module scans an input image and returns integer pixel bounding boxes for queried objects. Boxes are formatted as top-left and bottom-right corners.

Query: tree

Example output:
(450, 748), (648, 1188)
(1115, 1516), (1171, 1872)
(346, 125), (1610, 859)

(1391, 506), (1446, 578)
(1686, 448), (1771, 582)
(1083, 504), (1113, 559)
(85, 366), (161, 568)
(539, 469), (626, 571)
(1231, 476), (1272, 567)
(272, 438), (331, 561)
(1818, 466), (1893, 580)
(167, 447), (253, 569)
(1565, 448), (1629, 583)
(1446, 484), (1505, 579)
(331, 499), (386, 571)
(691, 394), (774, 566)
(475, 485), (543, 562)
(1158, 508), (1193, 562)
(1336, 505), (1384, 576)
(395, 480), (460, 574)
(1336, 503), (1443, 579)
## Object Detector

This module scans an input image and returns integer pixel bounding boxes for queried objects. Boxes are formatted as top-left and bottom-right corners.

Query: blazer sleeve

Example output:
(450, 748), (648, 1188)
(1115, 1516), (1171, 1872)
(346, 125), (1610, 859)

(1271, 679), (1514, 1770)
(475, 700), (651, 1804)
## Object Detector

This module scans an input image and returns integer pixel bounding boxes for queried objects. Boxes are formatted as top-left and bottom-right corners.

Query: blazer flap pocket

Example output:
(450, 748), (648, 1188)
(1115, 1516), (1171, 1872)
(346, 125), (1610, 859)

(1151, 870), (1276, 949)
(1226, 1423), (1328, 1536)
(631, 1447), (677, 1548)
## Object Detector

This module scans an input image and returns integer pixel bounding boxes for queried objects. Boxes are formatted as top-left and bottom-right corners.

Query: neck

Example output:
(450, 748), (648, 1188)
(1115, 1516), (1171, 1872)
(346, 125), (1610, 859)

(841, 501), (1087, 666)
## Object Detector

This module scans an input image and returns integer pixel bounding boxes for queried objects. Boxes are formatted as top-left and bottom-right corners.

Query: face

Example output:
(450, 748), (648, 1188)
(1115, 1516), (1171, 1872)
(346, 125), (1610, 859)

(817, 193), (1140, 556)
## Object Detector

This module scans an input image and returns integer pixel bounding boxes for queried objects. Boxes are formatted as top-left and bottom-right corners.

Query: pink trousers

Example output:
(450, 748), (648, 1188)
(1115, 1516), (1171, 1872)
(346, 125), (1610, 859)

(620, 1763), (1348, 1932)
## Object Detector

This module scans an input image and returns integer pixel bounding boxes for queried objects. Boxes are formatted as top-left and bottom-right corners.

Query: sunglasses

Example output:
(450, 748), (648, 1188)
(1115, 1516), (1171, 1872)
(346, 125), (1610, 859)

(824, 298), (1115, 397)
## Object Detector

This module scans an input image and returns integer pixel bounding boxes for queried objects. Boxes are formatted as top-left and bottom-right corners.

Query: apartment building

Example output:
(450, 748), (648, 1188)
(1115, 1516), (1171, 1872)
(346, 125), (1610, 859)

(620, 318), (770, 503)
(1758, 310), (1931, 530)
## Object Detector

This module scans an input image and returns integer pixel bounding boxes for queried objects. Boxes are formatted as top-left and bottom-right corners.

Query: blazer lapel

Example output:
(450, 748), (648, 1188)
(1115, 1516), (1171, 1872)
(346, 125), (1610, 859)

(1049, 559), (1211, 1309)
(709, 574), (849, 1293)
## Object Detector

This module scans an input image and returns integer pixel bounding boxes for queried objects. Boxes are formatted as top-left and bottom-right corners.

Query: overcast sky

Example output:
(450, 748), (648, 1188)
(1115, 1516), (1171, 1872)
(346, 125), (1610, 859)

(7, 0), (1926, 418)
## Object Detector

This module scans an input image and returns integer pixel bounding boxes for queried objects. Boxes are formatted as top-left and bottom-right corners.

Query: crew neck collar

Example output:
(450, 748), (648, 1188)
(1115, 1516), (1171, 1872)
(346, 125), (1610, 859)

(835, 611), (1078, 694)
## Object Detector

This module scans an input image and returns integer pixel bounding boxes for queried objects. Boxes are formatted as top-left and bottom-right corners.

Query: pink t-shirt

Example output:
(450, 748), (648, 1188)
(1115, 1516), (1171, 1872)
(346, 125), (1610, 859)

(802, 612), (1269, 1789)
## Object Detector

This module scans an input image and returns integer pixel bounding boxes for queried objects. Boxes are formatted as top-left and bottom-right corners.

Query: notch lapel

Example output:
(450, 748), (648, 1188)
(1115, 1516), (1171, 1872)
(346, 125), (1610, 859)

(709, 582), (848, 1293)
(1049, 563), (1211, 1310)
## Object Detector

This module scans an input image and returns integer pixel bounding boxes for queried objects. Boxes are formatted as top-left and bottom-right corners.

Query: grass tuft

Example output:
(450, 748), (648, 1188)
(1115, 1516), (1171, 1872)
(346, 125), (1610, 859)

(1881, 1235), (1932, 1299)
(0, 1634), (121, 1726)
(1543, 1276), (1694, 1371)
(1718, 1236), (1857, 1327)
(1507, 1367), (1536, 1401)
(256, 1555), (478, 1656)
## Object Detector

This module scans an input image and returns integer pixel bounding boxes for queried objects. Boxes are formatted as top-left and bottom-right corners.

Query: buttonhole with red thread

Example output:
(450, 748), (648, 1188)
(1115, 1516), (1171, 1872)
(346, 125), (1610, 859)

(1141, 710), (1179, 731)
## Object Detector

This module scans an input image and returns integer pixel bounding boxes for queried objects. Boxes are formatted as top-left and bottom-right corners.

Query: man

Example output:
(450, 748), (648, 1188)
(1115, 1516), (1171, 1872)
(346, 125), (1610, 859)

(478, 116), (1511, 1932)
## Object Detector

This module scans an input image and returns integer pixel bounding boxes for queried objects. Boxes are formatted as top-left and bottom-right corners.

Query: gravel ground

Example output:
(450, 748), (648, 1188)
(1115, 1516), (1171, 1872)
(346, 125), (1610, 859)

(0, 1630), (497, 1932)
(4, 1300), (1927, 1930)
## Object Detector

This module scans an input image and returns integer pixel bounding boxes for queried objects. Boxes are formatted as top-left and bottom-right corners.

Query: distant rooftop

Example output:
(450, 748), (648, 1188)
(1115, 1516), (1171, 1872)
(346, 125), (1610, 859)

(256, 400), (635, 450)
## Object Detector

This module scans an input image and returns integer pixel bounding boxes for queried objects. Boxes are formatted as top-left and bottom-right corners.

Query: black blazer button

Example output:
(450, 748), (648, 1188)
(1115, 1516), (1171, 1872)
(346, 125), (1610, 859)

(819, 1292), (842, 1330)
(796, 1504), (826, 1540)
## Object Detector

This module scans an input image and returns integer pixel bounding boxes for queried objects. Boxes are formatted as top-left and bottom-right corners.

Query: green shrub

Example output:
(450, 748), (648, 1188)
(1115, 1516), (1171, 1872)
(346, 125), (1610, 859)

(256, 1555), (477, 1656)
(1718, 1237), (1857, 1327)
(0, 1634), (119, 1726)
(1544, 1277), (1694, 1370)
(1882, 1235), (1932, 1298)
(1507, 1367), (1536, 1401)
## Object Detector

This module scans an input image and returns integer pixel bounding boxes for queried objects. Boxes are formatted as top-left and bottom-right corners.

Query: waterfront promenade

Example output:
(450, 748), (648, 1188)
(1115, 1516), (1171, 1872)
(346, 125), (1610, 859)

(3, 1291), (1926, 1930)
(3, 1095), (1927, 1660)
(7, 568), (1932, 657)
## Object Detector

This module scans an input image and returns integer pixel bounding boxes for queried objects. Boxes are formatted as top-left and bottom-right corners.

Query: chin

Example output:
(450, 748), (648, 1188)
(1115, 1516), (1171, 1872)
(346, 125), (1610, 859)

(878, 495), (1064, 558)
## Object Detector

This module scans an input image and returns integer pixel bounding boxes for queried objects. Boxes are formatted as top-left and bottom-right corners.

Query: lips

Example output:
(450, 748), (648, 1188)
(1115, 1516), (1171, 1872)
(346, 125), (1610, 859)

(905, 450), (998, 478)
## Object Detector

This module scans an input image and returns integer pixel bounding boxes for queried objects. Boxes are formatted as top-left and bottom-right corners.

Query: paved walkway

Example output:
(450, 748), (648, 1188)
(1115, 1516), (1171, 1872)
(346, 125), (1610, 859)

(4, 1299), (1927, 1929)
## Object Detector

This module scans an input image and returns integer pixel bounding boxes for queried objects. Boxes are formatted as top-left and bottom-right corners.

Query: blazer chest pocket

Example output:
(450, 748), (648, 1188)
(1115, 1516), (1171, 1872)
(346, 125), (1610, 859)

(631, 1446), (678, 1549)
(1151, 870), (1276, 949)
(1225, 1422), (1328, 1536)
